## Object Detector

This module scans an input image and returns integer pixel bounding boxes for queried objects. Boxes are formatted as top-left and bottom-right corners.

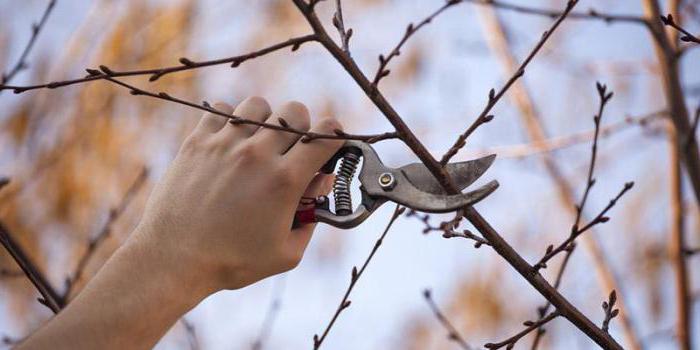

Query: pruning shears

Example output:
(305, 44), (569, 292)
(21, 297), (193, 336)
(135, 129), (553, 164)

(293, 140), (499, 229)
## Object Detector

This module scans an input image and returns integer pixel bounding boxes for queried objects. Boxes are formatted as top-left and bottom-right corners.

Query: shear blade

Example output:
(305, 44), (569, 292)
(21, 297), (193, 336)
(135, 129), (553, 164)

(399, 154), (496, 195)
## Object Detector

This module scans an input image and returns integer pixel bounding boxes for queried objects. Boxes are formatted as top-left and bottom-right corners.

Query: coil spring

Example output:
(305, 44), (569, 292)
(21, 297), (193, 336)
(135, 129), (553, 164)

(333, 152), (361, 216)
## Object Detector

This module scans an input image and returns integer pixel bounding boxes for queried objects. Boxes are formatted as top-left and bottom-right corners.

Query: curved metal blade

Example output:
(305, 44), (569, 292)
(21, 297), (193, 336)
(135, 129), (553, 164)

(398, 154), (496, 195)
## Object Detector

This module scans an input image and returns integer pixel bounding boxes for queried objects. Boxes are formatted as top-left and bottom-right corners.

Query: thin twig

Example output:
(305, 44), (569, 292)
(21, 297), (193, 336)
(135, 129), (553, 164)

(1, 0), (57, 86)
(332, 0), (352, 55)
(530, 243), (576, 349)
(485, 311), (561, 349)
(440, 0), (578, 165)
(422, 289), (473, 350)
(466, 0), (645, 24)
(371, 0), (462, 89)
(0, 221), (64, 313)
(312, 205), (404, 349)
(534, 182), (634, 270)
(100, 76), (397, 144)
(406, 210), (490, 248)
(62, 167), (149, 299)
(181, 318), (200, 350)
(252, 276), (286, 350)
(0, 35), (318, 93)
(660, 14), (700, 44)
(533, 83), (635, 271)
(601, 290), (620, 333)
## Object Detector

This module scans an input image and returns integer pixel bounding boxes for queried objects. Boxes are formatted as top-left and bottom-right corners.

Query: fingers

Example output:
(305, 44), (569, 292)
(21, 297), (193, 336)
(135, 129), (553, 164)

(251, 101), (310, 154)
(192, 102), (233, 135)
(217, 96), (272, 146)
(284, 117), (344, 180)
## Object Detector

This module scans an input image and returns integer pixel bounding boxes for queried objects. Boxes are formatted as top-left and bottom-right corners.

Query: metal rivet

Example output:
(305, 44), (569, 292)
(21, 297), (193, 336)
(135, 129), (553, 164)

(378, 172), (396, 190)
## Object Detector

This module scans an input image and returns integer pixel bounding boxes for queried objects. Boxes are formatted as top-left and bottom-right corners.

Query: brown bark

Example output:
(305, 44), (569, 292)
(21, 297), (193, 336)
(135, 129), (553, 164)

(669, 122), (692, 350)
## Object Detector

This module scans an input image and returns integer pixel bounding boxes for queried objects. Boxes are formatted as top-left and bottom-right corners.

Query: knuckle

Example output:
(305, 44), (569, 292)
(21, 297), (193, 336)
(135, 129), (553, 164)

(181, 134), (203, 153)
(273, 164), (300, 186)
(233, 141), (263, 164)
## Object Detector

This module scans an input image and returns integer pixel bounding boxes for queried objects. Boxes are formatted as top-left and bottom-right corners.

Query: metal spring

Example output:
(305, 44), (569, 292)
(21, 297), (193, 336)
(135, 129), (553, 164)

(333, 152), (361, 216)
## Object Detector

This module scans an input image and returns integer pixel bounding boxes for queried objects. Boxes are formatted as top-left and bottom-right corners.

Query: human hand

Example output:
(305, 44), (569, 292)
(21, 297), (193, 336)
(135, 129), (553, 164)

(132, 97), (343, 294)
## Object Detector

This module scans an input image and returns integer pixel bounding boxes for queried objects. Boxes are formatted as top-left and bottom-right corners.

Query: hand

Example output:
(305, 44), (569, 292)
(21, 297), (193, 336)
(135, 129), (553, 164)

(133, 96), (343, 293)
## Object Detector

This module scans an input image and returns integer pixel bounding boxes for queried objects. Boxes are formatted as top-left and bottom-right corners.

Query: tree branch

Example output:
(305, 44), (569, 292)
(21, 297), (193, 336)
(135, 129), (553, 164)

(371, 0), (463, 89)
(291, 1), (623, 347)
(251, 276), (286, 350)
(601, 290), (620, 333)
(465, 0), (646, 24)
(312, 205), (404, 349)
(101, 76), (397, 144)
(476, 8), (642, 348)
(0, 0), (57, 86)
(422, 288), (473, 350)
(485, 311), (561, 349)
(1, 35), (318, 93)
(332, 0), (352, 55)
(62, 166), (149, 299)
(660, 14), (700, 44)
(0, 221), (64, 313)
(440, 0), (578, 165)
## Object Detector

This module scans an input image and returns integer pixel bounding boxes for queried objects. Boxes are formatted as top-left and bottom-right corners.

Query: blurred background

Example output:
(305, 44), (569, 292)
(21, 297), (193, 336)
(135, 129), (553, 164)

(0, 0), (699, 349)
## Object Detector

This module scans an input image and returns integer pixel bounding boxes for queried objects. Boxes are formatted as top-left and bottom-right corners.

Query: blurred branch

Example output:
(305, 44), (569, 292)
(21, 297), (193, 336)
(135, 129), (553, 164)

(0, 221), (64, 313)
(312, 205), (404, 349)
(0, 35), (318, 93)
(440, 0), (577, 165)
(252, 276), (286, 350)
(668, 121), (692, 350)
(181, 318), (200, 350)
(466, 0), (646, 24)
(102, 76), (398, 144)
(660, 14), (700, 44)
(371, 0), (462, 89)
(292, 0), (623, 347)
(476, 8), (642, 349)
(461, 110), (665, 160)
(422, 289), (474, 350)
(0, 268), (24, 278)
(687, 105), (700, 151)
(0, 0), (57, 86)
(62, 167), (149, 299)
(485, 311), (561, 349)
(643, 0), (700, 210)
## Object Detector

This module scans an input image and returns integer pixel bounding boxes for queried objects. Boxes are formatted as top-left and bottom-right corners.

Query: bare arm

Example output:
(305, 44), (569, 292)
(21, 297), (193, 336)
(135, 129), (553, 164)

(17, 97), (342, 350)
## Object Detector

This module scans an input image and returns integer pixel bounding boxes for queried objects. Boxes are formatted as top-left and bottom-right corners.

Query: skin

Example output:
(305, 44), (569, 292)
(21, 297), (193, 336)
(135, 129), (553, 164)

(16, 97), (343, 350)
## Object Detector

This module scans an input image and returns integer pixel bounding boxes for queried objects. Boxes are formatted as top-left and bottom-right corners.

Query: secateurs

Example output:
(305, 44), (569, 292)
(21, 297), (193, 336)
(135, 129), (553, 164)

(293, 140), (499, 229)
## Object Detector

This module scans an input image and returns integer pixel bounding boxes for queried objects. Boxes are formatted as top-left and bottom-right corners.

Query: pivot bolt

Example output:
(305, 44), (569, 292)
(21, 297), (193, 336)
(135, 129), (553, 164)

(378, 172), (396, 190)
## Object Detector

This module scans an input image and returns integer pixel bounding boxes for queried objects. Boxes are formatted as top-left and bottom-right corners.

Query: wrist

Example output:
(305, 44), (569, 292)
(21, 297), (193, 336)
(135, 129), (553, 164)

(124, 225), (217, 306)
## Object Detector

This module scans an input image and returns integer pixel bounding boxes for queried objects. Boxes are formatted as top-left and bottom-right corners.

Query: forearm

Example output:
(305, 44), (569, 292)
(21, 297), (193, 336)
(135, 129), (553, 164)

(17, 228), (210, 350)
